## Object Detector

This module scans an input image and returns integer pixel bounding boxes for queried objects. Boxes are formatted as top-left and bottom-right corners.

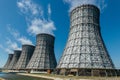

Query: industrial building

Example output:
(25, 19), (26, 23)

(57, 4), (120, 76)
(3, 4), (120, 77)
(14, 45), (35, 70)
(26, 33), (57, 73)
(4, 54), (13, 69)
(7, 50), (21, 70)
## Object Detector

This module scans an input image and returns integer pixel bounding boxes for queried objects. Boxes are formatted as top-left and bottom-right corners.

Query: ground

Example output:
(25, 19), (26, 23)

(18, 73), (120, 80)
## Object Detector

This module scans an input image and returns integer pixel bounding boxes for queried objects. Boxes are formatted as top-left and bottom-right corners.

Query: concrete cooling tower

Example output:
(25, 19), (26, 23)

(8, 50), (21, 70)
(26, 33), (57, 72)
(14, 45), (35, 70)
(4, 54), (13, 69)
(57, 4), (119, 76)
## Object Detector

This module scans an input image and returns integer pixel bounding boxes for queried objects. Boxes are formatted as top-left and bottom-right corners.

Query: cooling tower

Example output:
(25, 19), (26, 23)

(57, 4), (117, 76)
(4, 54), (13, 69)
(14, 45), (35, 70)
(26, 33), (57, 71)
(8, 50), (21, 70)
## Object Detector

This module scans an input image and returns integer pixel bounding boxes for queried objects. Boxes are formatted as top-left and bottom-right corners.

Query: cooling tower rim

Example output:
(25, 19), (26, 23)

(8, 54), (14, 55)
(70, 4), (100, 16)
(36, 33), (55, 38)
(22, 44), (35, 47)
(13, 50), (22, 52)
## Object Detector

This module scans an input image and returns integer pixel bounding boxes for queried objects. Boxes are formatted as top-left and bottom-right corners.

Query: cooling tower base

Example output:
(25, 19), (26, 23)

(26, 69), (55, 74)
(56, 68), (120, 77)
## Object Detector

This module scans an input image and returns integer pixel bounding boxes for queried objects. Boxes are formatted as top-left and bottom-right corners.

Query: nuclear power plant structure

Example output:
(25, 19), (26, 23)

(14, 45), (35, 70)
(26, 33), (57, 72)
(8, 50), (21, 70)
(57, 4), (120, 76)
(4, 54), (13, 69)
(2, 3), (120, 77)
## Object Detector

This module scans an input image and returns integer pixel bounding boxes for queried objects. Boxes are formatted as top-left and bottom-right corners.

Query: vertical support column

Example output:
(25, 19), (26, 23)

(76, 69), (79, 76)
(105, 69), (108, 77)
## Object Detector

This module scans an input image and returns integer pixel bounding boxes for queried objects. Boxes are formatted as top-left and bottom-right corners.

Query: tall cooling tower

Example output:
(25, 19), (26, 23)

(14, 45), (35, 70)
(27, 33), (57, 72)
(57, 4), (117, 76)
(8, 50), (21, 70)
(4, 54), (13, 69)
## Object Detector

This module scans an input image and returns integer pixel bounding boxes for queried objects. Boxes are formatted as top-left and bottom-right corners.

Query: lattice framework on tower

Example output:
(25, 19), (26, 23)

(57, 5), (114, 69)
(14, 45), (35, 70)
(4, 54), (13, 69)
(27, 34), (57, 70)
(8, 50), (21, 70)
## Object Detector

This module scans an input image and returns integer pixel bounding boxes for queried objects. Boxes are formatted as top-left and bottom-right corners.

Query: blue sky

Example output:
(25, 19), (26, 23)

(0, 0), (120, 68)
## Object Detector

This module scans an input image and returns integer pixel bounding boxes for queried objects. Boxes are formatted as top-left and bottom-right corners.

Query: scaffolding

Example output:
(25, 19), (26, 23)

(26, 33), (57, 72)
(57, 4), (118, 76)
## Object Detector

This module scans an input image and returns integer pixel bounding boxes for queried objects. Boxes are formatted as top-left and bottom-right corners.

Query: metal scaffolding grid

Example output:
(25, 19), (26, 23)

(26, 33), (57, 70)
(14, 45), (35, 70)
(57, 4), (115, 70)
(4, 54), (13, 69)
(7, 50), (21, 70)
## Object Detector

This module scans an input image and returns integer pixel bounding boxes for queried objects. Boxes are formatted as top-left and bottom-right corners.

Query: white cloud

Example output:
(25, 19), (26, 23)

(0, 44), (3, 49)
(17, 0), (56, 36)
(7, 26), (33, 45)
(0, 38), (20, 54)
(7, 24), (20, 38)
(5, 39), (21, 53)
(5, 48), (12, 53)
(18, 37), (33, 45)
(64, 0), (107, 11)
(48, 4), (51, 17)
(17, 0), (43, 15)
(28, 18), (56, 35)
(6, 39), (21, 50)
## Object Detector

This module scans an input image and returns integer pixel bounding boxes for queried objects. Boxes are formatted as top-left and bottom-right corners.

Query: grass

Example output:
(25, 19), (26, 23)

(1, 72), (120, 80)
(30, 73), (120, 80)
(0, 73), (52, 80)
